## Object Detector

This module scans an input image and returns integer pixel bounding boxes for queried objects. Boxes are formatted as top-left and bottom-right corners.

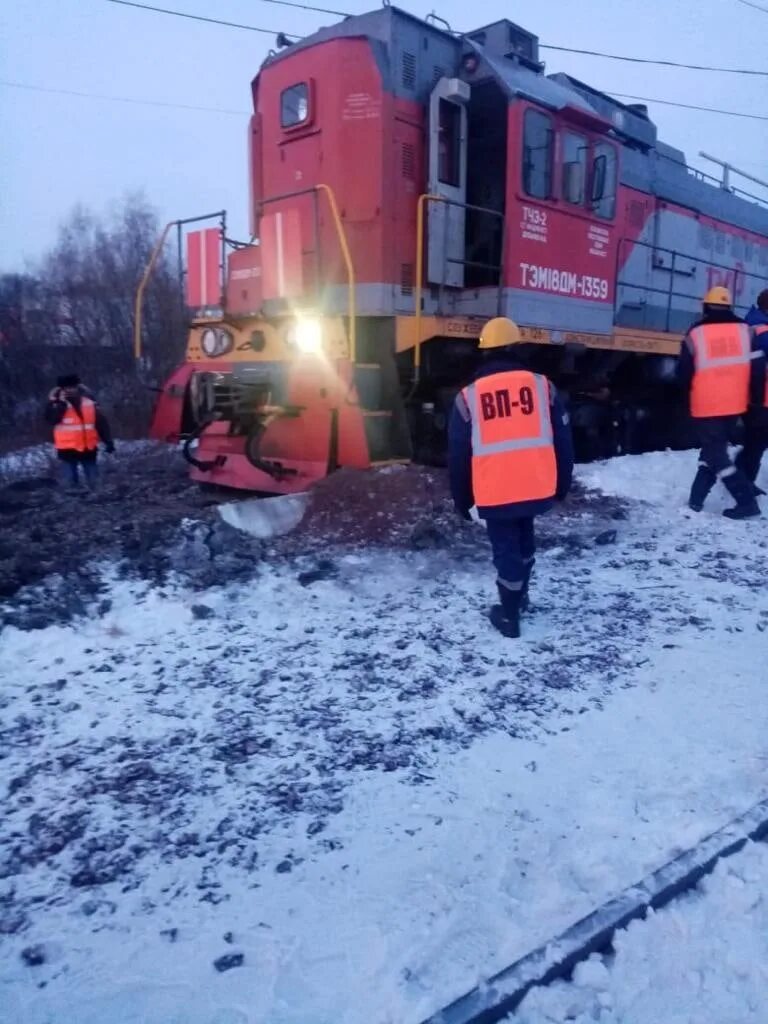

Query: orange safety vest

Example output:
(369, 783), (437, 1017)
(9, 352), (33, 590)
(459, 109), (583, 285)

(687, 322), (752, 419)
(755, 324), (768, 408)
(53, 397), (99, 453)
(461, 370), (557, 507)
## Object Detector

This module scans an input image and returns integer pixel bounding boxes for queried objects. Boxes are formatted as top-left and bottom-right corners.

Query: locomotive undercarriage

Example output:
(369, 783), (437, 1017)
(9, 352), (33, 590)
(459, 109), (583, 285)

(178, 333), (693, 478)
(398, 336), (693, 465)
(176, 365), (308, 481)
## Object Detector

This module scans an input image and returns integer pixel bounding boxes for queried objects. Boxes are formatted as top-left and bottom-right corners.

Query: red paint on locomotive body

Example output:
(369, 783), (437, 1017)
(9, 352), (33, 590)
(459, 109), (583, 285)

(503, 102), (618, 305)
(253, 38), (392, 294)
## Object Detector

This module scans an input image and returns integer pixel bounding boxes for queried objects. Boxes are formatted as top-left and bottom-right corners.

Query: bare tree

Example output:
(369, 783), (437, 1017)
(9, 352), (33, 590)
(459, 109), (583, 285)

(1, 194), (187, 443)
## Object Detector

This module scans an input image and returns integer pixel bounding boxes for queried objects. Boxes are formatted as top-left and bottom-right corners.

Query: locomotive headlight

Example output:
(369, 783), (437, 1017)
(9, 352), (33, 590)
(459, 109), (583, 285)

(287, 318), (323, 354)
(200, 327), (234, 358)
(200, 328), (219, 356)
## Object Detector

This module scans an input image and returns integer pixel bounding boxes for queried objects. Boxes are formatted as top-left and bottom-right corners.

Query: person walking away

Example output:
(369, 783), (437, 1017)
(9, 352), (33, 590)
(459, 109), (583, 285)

(677, 287), (761, 519)
(448, 317), (573, 639)
(45, 374), (114, 488)
(735, 289), (768, 492)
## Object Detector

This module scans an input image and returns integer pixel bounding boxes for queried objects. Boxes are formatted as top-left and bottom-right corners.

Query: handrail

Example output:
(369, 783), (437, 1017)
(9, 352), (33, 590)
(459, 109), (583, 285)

(414, 193), (442, 382)
(414, 193), (505, 383)
(614, 235), (765, 331)
(257, 183), (357, 362)
(317, 183), (356, 363)
(619, 235), (766, 279)
(134, 209), (226, 361)
(134, 220), (175, 361)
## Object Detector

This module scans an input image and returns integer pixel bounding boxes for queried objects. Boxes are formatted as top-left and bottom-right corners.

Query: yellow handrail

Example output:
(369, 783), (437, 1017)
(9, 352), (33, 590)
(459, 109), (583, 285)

(135, 190), (355, 364)
(316, 183), (356, 363)
(414, 193), (441, 378)
(133, 220), (175, 361)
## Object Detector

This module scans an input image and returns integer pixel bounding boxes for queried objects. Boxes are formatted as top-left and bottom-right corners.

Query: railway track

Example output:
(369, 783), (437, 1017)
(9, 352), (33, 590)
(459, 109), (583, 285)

(423, 795), (768, 1024)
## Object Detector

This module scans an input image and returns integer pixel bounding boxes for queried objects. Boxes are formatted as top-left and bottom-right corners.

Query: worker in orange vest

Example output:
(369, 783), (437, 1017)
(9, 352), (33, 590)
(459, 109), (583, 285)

(677, 286), (761, 519)
(45, 374), (114, 488)
(448, 317), (573, 638)
(735, 289), (768, 491)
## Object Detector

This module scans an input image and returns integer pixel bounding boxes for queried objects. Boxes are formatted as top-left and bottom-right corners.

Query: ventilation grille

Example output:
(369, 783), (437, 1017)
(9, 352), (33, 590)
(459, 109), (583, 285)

(400, 263), (414, 296)
(402, 51), (416, 90)
(698, 224), (714, 250)
(432, 65), (446, 86)
(628, 200), (646, 228)
(401, 142), (415, 180)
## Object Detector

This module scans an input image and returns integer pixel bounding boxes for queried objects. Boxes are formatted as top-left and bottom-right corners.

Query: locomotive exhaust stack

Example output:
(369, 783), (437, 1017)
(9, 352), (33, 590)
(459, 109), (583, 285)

(146, 5), (768, 492)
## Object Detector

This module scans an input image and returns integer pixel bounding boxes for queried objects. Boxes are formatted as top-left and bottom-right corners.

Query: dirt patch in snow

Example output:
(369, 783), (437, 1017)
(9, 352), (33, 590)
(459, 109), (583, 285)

(278, 463), (629, 550)
(289, 464), (453, 548)
(0, 444), (630, 633)
(0, 445), (269, 630)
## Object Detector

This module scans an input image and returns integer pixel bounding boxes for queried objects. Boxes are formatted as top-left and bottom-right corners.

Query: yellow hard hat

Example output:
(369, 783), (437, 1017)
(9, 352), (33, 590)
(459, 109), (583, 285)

(478, 317), (522, 349)
(703, 286), (732, 307)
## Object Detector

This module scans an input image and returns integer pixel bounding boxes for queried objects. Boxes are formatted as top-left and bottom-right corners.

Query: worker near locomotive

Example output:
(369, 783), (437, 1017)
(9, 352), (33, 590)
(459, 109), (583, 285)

(737, 288), (768, 490)
(44, 374), (115, 489)
(677, 287), (766, 519)
(448, 317), (573, 639)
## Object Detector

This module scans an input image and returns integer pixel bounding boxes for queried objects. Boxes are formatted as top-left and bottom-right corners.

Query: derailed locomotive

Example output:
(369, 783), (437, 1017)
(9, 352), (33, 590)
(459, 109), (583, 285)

(148, 5), (768, 492)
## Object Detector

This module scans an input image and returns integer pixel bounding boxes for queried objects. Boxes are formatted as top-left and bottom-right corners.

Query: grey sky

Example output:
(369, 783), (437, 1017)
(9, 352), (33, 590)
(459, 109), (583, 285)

(1, 0), (766, 271)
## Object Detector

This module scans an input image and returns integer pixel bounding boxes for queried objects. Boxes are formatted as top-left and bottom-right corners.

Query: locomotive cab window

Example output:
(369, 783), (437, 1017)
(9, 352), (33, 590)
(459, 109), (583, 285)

(522, 109), (553, 200)
(561, 132), (587, 205)
(281, 83), (309, 128)
(590, 142), (617, 219)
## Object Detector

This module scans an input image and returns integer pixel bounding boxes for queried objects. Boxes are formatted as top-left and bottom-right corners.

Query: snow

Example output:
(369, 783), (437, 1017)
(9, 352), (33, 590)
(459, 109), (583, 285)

(0, 440), (166, 481)
(1, 451), (768, 1023)
(218, 492), (310, 539)
(0, 443), (53, 480)
(513, 840), (768, 1023)
(578, 448), (768, 511)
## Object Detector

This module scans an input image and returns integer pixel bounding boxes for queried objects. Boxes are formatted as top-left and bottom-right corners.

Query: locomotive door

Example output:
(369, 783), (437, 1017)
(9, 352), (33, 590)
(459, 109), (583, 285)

(427, 77), (470, 288)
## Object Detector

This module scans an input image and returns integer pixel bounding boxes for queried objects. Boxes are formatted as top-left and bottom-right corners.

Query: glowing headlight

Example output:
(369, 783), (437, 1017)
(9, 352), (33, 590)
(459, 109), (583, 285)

(286, 318), (323, 354)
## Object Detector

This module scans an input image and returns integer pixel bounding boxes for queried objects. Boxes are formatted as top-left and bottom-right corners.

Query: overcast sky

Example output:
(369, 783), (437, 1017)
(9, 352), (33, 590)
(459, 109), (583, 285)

(1, 0), (766, 271)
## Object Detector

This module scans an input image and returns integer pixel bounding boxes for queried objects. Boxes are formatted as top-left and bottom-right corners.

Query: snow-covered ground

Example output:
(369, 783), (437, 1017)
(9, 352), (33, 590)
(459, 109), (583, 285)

(0, 439), (162, 481)
(1, 451), (767, 1024)
(514, 840), (768, 1024)
(0, 443), (57, 483)
(578, 447), (761, 513)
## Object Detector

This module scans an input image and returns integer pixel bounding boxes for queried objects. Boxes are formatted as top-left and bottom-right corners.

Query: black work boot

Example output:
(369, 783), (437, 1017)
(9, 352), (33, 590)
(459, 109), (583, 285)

(723, 471), (761, 519)
(490, 583), (522, 638)
(688, 465), (715, 512)
(723, 500), (761, 520)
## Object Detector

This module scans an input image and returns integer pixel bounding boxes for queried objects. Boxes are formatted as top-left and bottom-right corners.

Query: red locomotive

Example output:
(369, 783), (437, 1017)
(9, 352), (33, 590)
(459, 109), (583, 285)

(147, 5), (768, 492)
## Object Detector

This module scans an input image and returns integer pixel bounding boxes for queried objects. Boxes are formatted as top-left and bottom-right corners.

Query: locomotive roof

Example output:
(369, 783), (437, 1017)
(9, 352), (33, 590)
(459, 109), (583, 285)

(465, 45), (608, 125)
(261, 6), (609, 121)
(261, 5), (768, 240)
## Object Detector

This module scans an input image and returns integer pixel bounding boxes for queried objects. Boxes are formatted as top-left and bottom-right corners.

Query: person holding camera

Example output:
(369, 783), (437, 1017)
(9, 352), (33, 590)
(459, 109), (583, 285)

(44, 374), (115, 488)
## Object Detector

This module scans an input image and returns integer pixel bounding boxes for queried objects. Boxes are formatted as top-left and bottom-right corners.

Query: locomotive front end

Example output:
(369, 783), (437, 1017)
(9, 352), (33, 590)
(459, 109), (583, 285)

(152, 304), (372, 493)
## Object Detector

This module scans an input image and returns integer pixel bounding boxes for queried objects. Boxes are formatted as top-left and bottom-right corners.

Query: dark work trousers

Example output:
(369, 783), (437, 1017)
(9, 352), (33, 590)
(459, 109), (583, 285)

(735, 408), (768, 484)
(484, 517), (536, 592)
(57, 451), (99, 489)
(689, 416), (753, 508)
